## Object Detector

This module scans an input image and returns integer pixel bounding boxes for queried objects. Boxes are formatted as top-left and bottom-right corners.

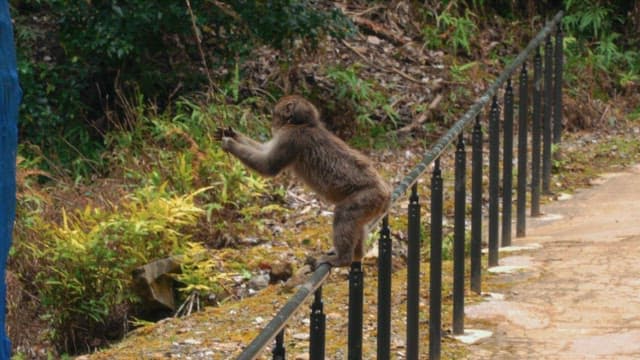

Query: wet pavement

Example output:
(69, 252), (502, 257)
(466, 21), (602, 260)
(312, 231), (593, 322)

(464, 164), (640, 359)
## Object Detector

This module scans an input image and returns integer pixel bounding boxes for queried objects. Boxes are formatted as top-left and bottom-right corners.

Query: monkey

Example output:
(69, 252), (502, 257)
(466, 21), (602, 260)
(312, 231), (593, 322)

(215, 95), (391, 267)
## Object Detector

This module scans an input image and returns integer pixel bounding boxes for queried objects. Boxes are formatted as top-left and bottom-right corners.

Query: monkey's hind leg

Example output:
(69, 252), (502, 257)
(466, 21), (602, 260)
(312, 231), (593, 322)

(315, 199), (369, 268)
(316, 224), (362, 268)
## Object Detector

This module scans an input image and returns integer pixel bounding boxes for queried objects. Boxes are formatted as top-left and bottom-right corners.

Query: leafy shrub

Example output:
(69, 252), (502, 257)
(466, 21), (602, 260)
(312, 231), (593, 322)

(325, 65), (398, 133)
(13, 9), (101, 178)
(13, 0), (353, 174)
(11, 95), (286, 352)
(232, 0), (354, 52)
(437, 9), (477, 55)
(563, 0), (618, 38)
(422, 3), (478, 56)
(562, 0), (640, 93)
(173, 242), (229, 296)
(103, 96), (281, 214)
(13, 185), (205, 351)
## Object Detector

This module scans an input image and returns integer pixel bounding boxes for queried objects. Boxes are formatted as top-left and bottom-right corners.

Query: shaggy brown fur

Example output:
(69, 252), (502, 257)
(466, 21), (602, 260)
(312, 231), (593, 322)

(217, 95), (390, 267)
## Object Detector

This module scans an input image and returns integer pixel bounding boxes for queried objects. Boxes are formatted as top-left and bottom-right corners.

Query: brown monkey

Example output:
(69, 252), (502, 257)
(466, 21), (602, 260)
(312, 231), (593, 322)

(216, 95), (391, 267)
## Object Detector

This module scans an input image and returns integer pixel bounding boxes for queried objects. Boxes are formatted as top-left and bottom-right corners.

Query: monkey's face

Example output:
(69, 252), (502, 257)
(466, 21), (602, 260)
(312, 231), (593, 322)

(272, 102), (289, 130)
(273, 95), (320, 129)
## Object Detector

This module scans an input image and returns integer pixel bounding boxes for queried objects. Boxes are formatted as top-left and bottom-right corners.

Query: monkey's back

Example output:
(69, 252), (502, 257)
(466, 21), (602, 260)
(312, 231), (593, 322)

(289, 125), (388, 204)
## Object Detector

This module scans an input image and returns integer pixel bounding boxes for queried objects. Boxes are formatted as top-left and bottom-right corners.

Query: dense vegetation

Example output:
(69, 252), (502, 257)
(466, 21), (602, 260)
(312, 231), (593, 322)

(8, 0), (640, 357)
(15, 0), (353, 176)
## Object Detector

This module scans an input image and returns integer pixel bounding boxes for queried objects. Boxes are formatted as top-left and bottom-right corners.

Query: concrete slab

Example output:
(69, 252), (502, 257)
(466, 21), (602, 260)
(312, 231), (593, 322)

(481, 292), (505, 300)
(487, 265), (528, 274)
(557, 192), (573, 201)
(482, 243), (542, 254)
(452, 329), (493, 345)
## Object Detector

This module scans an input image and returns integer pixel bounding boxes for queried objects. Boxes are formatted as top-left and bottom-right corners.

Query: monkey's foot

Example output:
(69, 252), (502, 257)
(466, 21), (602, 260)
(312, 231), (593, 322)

(283, 263), (314, 291)
(315, 253), (352, 268)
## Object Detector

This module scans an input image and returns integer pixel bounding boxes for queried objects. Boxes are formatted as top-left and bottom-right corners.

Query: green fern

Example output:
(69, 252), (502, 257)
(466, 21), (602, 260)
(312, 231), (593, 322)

(564, 1), (620, 38)
(434, 8), (477, 55)
(594, 32), (621, 70)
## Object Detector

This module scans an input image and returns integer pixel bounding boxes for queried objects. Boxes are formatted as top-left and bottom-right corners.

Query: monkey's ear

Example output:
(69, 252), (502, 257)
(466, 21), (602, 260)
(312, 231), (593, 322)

(283, 102), (295, 123)
(282, 101), (305, 125)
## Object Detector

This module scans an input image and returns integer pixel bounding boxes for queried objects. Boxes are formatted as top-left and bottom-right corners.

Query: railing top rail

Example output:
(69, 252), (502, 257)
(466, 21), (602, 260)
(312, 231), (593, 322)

(237, 263), (331, 360)
(237, 10), (563, 360)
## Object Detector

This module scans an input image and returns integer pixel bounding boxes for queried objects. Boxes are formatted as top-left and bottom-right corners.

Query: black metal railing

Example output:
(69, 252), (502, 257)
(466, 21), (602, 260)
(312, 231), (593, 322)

(237, 11), (564, 360)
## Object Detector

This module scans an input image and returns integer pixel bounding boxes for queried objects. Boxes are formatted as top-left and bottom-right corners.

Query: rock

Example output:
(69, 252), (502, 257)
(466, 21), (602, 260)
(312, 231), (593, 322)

(238, 236), (262, 246)
(558, 193), (573, 201)
(132, 257), (181, 311)
(271, 225), (284, 236)
(367, 35), (381, 45)
(248, 273), (270, 290)
(181, 338), (201, 345)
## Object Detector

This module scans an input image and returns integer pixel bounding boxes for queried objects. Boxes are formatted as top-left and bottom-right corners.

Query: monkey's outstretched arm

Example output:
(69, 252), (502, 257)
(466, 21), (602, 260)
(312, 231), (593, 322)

(222, 136), (296, 177)
(234, 132), (267, 151)
(215, 127), (266, 151)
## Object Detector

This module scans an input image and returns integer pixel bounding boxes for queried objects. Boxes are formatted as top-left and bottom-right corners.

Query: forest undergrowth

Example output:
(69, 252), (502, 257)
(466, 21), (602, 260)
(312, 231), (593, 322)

(7, 0), (640, 358)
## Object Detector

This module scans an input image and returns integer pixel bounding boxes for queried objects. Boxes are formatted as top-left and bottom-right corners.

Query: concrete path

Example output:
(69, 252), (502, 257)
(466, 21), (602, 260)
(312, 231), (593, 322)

(465, 164), (640, 359)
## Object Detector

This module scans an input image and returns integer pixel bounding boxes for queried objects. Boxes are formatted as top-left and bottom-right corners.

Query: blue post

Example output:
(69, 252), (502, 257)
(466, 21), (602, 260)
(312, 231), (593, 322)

(0, 1), (21, 358)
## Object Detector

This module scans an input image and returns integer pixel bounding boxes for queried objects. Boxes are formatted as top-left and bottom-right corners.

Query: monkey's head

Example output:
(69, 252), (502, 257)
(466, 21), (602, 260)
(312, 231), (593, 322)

(272, 95), (321, 129)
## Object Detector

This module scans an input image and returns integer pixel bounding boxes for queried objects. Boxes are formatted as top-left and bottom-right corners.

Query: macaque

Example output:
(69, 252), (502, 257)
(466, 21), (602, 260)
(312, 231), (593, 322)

(216, 95), (390, 267)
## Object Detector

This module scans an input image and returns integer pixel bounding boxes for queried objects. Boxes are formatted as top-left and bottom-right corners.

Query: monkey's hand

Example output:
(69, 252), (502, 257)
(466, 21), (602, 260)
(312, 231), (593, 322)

(214, 126), (236, 141)
(220, 136), (234, 152)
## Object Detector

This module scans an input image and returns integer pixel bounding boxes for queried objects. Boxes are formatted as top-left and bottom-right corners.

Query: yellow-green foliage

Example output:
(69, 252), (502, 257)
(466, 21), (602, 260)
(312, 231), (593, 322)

(104, 97), (280, 215)
(173, 242), (233, 295)
(12, 95), (286, 350)
(14, 184), (204, 344)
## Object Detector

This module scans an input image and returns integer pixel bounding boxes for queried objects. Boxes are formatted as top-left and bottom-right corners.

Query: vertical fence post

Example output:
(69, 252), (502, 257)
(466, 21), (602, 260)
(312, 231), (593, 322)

(429, 159), (443, 360)
(377, 216), (391, 359)
(348, 262), (363, 360)
(488, 96), (500, 267)
(542, 35), (553, 194)
(453, 135), (466, 335)
(470, 116), (483, 294)
(554, 24), (564, 144)
(531, 49), (543, 216)
(406, 185), (421, 360)
(309, 288), (325, 360)
(272, 330), (286, 360)
(516, 63), (529, 237)
(502, 78), (514, 247)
